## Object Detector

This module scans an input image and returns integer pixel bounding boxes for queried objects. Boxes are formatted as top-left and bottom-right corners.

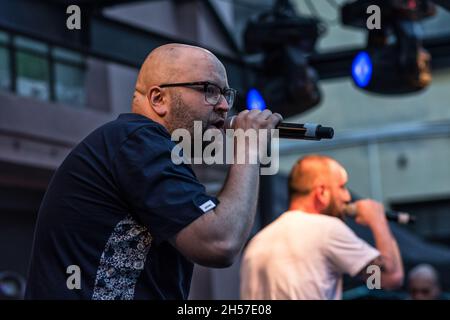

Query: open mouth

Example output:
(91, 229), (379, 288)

(210, 119), (225, 129)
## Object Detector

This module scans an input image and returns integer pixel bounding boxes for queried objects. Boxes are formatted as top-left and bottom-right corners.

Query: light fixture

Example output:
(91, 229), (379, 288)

(243, 0), (325, 117)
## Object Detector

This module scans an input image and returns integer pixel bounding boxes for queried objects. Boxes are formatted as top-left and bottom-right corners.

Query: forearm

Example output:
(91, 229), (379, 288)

(169, 162), (260, 268)
(370, 220), (404, 282)
(215, 162), (260, 253)
(170, 110), (282, 267)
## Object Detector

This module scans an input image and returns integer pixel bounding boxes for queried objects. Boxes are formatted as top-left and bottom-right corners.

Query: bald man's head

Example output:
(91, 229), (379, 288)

(288, 155), (351, 217)
(408, 264), (442, 300)
(288, 155), (336, 198)
(131, 43), (230, 134)
(134, 43), (225, 99)
(409, 264), (439, 282)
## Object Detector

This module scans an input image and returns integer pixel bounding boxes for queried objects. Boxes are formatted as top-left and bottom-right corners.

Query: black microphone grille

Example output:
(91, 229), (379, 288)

(317, 126), (334, 139)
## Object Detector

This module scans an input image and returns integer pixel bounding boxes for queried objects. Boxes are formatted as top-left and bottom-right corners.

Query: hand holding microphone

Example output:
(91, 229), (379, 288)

(225, 112), (334, 141)
(226, 109), (284, 132)
(344, 200), (415, 225)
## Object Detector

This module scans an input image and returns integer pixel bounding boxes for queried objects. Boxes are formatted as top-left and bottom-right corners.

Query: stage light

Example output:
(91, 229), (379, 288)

(243, 0), (324, 117)
(342, 0), (436, 95)
(352, 44), (432, 94)
(0, 271), (25, 300)
(352, 51), (373, 88)
(246, 88), (266, 111)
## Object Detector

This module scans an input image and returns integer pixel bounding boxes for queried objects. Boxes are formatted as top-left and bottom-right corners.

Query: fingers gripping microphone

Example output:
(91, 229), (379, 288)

(224, 116), (334, 140)
(344, 203), (416, 225)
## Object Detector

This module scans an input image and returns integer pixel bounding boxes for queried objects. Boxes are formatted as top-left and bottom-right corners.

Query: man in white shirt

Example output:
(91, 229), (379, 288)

(240, 155), (404, 300)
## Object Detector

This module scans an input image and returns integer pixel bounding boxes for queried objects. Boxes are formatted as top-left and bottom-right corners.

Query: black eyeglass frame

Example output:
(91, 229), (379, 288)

(159, 81), (237, 108)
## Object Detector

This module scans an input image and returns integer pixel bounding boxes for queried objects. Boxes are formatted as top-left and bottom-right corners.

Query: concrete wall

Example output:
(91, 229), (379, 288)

(278, 69), (450, 205)
(103, 0), (237, 58)
(285, 70), (450, 131)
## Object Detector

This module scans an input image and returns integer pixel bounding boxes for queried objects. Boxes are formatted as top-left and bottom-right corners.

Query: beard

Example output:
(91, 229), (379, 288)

(166, 93), (208, 136)
(166, 94), (228, 162)
(322, 196), (344, 219)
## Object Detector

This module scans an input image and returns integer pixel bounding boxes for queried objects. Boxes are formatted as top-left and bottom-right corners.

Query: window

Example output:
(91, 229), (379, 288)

(0, 30), (10, 90)
(53, 48), (86, 107)
(1, 31), (89, 108)
(14, 36), (50, 101)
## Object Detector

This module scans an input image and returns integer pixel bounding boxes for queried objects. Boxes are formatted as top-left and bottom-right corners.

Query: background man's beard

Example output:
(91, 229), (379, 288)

(323, 198), (343, 219)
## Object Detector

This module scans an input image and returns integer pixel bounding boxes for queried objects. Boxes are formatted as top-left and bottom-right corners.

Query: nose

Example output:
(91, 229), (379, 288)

(343, 188), (351, 202)
(215, 95), (231, 113)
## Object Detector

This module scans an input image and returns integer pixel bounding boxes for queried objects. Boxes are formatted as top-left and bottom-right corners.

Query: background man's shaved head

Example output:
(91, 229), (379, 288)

(288, 155), (341, 198)
(135, 43), (225, 96)
(408, 264), (442, 300)
(408, 264), (440, 284)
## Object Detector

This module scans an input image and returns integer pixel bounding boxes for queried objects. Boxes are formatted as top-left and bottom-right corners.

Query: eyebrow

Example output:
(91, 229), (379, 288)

(207, 81), (229, 90)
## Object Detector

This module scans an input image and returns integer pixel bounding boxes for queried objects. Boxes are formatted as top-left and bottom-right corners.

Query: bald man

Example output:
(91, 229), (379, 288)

(240, 155), (404, 299)
(408, 264), (443, 300)
(25, 44), (282, 300)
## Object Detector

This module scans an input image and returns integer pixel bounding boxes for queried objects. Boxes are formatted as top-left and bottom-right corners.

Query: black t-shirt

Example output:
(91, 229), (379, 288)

(25, 113), (218, 300)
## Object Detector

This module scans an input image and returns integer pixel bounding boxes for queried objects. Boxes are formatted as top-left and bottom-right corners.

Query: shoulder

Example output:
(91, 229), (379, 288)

(80, 113), (170, 149)
(324, 217), (355, 236)
(295, 212), (347, 229)
(107, 114), (173, 154)
(113, 113), (170, 140)
(95, 114), (179, 174)
(299, 215), (357, 242)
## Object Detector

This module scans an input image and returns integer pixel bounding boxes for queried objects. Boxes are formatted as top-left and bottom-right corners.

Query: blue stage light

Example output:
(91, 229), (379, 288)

(246, 88), (266, 111)
(352, 51), (373, 88)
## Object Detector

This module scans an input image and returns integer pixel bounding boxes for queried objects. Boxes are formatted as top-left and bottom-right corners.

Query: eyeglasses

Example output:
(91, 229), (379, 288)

(159, 81), (237, 109)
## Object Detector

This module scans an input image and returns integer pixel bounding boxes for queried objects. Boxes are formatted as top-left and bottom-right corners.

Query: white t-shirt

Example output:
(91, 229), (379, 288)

(240, 210), (380, 300)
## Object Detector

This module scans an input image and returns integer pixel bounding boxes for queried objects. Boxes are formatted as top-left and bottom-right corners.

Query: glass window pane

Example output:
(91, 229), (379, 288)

(0, 30), (9, 44)
(0, 46), (10, 90)
(14, 36), (48, 54)
(16, 51), (50, 101)
(53, 47), (84, 64)
(55, 63), (86, 107)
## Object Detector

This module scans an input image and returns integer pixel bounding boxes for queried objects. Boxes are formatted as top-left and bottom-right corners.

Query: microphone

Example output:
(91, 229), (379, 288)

(344, 203), (416, 225)
(224, 116), (334, 140)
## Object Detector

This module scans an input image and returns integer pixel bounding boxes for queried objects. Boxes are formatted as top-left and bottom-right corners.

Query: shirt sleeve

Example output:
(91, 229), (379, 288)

(325, 220), (380, 277)
(112, 125), (219, 245)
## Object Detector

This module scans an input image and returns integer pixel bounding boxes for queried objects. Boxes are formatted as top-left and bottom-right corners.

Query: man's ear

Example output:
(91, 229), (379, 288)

(147, 86), (168, 117)
(316, 184), (330, 207)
